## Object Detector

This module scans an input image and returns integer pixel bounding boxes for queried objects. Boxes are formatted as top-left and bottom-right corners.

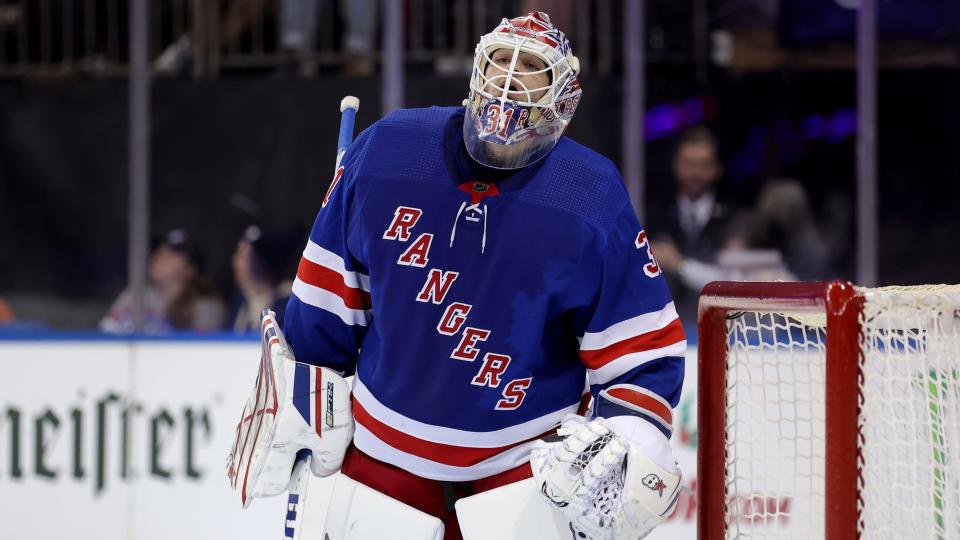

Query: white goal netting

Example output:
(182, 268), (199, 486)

(720, 284), (960, 539)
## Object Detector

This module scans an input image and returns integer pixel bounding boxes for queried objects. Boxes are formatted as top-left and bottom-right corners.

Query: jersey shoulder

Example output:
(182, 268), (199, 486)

(378, 105), (463, 131)
(345, 106), (461, 185)
(519, 137), (630, 231)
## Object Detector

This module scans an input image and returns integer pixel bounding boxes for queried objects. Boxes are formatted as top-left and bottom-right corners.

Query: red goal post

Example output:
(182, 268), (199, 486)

(697, 280), (960, 539)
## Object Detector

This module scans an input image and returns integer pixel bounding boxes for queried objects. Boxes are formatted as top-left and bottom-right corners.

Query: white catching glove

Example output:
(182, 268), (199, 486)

(530, 415), (682, 540)
(226, 310), (355, 508)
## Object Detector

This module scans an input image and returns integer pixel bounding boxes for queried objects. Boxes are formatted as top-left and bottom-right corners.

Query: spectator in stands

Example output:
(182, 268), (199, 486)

(342, 0), (376, 76)
(156, 0), (271, 76)
(649, 125), (737, 330)
(155, 0), (377, 78)
(279, 0), (376, 76)
(652, 177), (835, 329)
(756, 177), (833, 280)
(229, 225), (300, 332)
(652, 210), (796, 297)
(101, 229), (226, 333)
(279, 0), (319, 76)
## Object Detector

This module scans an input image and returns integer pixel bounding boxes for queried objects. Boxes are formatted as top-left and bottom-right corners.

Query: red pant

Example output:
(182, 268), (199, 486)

(340, 445), (533, 540)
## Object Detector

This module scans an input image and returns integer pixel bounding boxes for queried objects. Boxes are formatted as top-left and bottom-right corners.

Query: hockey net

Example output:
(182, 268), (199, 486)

(698, 281), (960, 539)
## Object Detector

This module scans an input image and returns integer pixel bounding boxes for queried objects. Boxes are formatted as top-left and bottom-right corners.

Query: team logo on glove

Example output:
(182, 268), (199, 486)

(642, 473), (667, 497)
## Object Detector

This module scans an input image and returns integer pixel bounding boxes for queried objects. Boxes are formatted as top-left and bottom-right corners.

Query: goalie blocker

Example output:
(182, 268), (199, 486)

(226, 310), (354, 507)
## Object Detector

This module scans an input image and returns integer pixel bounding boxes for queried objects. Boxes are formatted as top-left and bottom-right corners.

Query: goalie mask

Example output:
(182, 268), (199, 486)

(464, 11), (582, 169)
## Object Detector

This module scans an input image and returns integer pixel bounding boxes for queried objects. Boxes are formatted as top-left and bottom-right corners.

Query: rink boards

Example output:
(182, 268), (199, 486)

(0, 338), (707, 539)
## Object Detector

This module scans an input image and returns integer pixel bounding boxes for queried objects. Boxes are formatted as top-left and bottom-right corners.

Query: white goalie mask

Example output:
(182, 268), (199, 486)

(464, 11), (582, 169)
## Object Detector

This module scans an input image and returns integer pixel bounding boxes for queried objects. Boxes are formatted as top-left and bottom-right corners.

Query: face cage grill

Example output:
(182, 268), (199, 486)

(469, 34), (574, 113)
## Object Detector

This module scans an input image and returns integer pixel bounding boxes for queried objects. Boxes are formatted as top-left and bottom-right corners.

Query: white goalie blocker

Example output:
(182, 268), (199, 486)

(226, 310), (354, 507)
(226, 310), (445, 540)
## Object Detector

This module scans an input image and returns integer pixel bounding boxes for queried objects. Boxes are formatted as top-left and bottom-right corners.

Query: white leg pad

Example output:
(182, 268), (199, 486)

(322, 474), (445, 540)
(456, 478), (574, 540)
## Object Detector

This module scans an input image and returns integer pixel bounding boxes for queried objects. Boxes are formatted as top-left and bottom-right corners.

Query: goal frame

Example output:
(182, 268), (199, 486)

(697, 280), (864, 539)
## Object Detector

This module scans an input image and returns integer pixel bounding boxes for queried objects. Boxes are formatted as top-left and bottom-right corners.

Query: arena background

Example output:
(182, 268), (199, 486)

(0, 1), (958, 539)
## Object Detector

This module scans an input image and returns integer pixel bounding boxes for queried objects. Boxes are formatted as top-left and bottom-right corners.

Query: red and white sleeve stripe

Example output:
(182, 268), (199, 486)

(291, 240), (372, 326)
(578, 301), (686, 385)
(598, 384), (674, 435)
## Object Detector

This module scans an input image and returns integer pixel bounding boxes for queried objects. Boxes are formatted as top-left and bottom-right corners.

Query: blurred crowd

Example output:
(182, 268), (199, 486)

(0, 1), (865, 336)
(57, 125), (839, 335)
(1, 0), (581, 78)
(155, 0), (379, 77)
(0, 120), (844, 336)
(648, 125), (840, 332)
(95, 224), (302, 335)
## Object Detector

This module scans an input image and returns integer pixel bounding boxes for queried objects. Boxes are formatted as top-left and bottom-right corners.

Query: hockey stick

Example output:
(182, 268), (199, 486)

(283, 95), (360, 540)
(336, 96), (360, 169)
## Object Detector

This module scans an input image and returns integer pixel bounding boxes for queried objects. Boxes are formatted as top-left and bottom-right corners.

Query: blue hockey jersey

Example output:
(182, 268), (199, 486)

(283, 106), (685, 481)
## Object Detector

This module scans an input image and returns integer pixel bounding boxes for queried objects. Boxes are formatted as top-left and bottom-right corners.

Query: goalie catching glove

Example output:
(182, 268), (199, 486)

(226, 309), (354, 508)
(530, 415), (682, 540)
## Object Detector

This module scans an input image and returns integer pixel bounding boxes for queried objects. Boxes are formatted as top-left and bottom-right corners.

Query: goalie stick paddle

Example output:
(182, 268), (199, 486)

(283, 450), (313, 540)
(283, 95), (360, 540)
